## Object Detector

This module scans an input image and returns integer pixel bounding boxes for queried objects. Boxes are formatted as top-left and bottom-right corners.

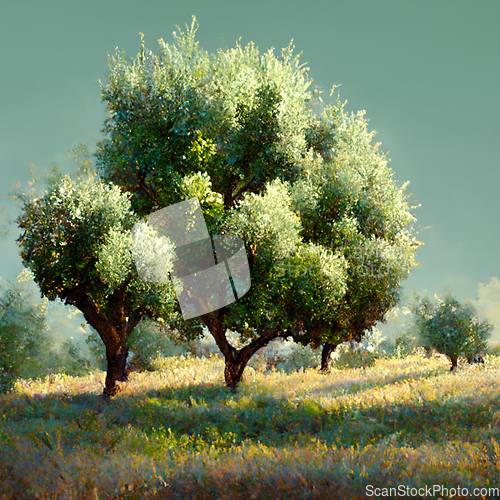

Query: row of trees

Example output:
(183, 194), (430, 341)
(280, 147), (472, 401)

(15, 18), (423, 396)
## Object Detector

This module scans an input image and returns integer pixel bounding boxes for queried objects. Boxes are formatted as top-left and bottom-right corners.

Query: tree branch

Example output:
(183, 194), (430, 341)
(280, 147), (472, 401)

(232, 174), (256, 204)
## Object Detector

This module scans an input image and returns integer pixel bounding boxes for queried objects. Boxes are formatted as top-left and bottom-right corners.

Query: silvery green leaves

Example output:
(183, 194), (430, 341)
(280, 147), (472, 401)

(17, 172), (171, 314)
(410, 293), (491, 370)
(227, 179), (302, 260)
(130, 219), (176, 284)
(96, 18), (318, 219)
(307, 100), (416, 243)
(18, 175), (136, 298)
(288, 175), (320, 216)
(222, 178), (348, 331)
(178, 171), (225, 233)
(50, 175), (134, 227)
(179, 172), (223, 208)
(96, 227), (138, 292)
(275, 243), (348, 323)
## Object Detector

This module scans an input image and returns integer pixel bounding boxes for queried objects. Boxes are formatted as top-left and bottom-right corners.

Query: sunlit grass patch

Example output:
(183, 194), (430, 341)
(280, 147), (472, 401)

(1, 353), (500, 498)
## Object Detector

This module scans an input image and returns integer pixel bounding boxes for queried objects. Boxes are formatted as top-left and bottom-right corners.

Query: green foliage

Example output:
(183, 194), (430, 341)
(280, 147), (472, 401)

(223, 179), (348, 335)
(97, 18), (319, 217)
(410, 292), (492, 369)
(330, 330), (386, 369)
(21, 337), (92, 380)
(178, 171), (225, 233)
(16, 171), (178, 320)
(331, 342), (378, 369)
(290, 99), (422, 348)
(0, 282), (49, 392)
(92, 18), (422, 381)
(18, 173), (135, 301)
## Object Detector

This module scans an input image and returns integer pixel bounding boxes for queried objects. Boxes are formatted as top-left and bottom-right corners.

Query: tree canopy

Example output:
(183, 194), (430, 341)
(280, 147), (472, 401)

(286, 104), (421, 369)
(93, 17), (422, 388)
(16, 169), (181, 395)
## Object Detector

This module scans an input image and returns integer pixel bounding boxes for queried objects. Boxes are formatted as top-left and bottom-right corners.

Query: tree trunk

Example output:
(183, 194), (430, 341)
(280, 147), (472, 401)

(224, 355), (250, 391)
(449, 355), (458, 372)
(104, 344), (129, 397)
(223, 340), (278, 391)
(320, 342), (338, 371)
(223, 327), (282, 389)
(201, 311), (279, 391)
(63, 284), (143, 397)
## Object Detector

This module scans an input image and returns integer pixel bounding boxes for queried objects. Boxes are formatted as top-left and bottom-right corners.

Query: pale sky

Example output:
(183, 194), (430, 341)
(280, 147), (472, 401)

(1, 0), (499, 340)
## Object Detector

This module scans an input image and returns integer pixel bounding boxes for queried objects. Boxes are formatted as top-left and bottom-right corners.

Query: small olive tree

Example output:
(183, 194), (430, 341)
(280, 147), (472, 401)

(410, 292), (491, 371)
(16, 171), (182, 396)
(0, 281), (48, 392)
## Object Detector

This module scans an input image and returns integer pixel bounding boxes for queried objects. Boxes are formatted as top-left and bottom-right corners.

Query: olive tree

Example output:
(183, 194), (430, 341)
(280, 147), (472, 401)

(284, 103), (421, 370)
(16, 171), (181, 396)
(410, 292), (491, 371)
(91, 17), (420, 389)
(0, 281), (48, 392)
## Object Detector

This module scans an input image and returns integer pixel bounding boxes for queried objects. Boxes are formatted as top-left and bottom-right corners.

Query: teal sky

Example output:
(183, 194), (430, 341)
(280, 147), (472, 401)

(1, 0), (499, 334)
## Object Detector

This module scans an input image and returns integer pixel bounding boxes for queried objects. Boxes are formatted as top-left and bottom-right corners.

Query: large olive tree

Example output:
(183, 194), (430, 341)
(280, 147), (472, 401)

(19, 18), (420, 391)
(94, 18), (421, 388)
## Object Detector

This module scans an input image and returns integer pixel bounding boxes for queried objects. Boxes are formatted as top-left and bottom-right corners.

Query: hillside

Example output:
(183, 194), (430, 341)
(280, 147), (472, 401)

(1, 352), (499, 499)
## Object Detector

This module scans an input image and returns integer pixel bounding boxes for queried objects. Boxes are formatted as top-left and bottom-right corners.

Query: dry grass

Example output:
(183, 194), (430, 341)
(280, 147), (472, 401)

(1, 352), (499, 499)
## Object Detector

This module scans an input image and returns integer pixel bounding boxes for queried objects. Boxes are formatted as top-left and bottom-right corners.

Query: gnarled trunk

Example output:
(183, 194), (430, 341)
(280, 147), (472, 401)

(223, 338), (279, 390)
(104, 344), (129, 397)
(202, 311), (279, 391)
(64, 284), (143, 397)
(320, 342), (338, 371)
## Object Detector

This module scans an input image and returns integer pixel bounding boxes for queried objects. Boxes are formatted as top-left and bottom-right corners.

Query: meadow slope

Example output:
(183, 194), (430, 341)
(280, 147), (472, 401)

(1, 352), (499, 499)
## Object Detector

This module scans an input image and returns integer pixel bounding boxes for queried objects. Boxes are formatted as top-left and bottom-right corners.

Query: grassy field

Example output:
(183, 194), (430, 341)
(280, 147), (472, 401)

(1, 351), (500, 499)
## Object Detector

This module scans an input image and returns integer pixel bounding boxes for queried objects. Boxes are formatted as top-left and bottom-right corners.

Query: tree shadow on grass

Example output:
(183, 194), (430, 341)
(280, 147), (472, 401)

(2, 364), (500, 499)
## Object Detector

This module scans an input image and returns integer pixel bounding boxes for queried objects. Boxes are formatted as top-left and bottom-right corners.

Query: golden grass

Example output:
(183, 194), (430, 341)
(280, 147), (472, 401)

(0, 352), (499, 499)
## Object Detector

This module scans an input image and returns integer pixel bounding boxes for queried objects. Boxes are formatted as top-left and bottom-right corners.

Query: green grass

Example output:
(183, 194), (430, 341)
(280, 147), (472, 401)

(1, 352), (500, 499)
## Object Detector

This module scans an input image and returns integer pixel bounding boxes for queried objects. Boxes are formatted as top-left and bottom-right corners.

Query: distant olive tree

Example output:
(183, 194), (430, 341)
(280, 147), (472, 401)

(410, 292), (491, 371)
(0, 281), (48, 392)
